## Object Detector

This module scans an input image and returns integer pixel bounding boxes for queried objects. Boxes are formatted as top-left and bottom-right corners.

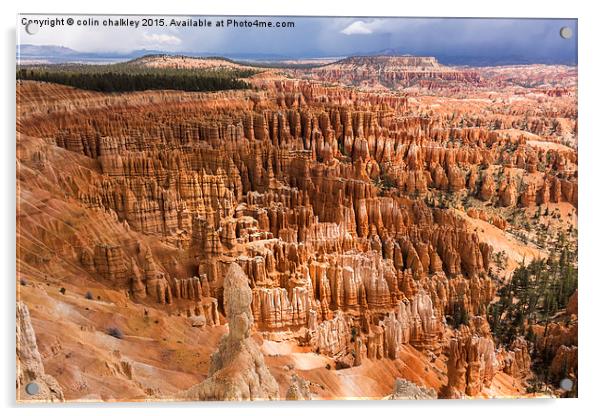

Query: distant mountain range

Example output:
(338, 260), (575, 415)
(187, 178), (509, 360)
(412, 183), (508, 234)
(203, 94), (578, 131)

(16, 44), (577, 66)
(370, 48), (577, 66)
(18, 44), (175, 63)
(16, 44), (292, 64)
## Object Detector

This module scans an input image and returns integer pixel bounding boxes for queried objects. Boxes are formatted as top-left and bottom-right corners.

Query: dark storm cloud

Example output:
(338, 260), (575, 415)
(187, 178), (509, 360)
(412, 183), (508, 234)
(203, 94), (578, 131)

(208, 17), (577, 64)
(19, 16), (577, 64)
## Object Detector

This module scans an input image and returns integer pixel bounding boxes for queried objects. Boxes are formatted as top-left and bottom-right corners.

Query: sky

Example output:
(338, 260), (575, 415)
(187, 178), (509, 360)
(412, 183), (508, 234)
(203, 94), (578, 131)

(17, 15), (578, 64)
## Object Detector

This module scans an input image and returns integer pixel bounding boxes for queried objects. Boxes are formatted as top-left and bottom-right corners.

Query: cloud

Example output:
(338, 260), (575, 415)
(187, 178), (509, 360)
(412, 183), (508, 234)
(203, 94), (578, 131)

(142, 33), (182, 46)
(341, 21), (374, 35)
(16, 15), (577, 63)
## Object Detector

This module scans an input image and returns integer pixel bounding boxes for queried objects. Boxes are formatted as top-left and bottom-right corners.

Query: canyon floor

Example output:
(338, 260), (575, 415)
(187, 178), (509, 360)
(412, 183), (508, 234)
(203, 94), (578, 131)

(16, 55), (577, 402)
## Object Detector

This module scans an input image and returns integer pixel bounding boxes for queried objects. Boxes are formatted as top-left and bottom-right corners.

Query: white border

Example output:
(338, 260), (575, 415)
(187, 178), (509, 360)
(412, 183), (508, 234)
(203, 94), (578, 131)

(3, 1), (601, 414)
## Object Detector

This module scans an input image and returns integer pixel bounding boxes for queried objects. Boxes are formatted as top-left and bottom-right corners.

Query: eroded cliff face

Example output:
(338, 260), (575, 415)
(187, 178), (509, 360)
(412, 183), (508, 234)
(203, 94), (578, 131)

(16, 59), (577, 401)
(293, 56), (482, 91)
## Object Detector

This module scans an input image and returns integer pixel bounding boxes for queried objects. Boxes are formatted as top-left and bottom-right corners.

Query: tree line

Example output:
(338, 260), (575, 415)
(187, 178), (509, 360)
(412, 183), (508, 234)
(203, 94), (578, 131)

(488, 235), (577, 346)
(16, 65), (255, 93)
(487, 232), (577, 392)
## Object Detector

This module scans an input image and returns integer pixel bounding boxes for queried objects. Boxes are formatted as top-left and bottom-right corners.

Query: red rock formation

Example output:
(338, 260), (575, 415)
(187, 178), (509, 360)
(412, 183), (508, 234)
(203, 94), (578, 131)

(312, 311), (352, 358)
(184, 263), (278, 400)
(499, 179), (518, 207)
(16, 62), (577, 401)
(300, 56), (481, 91)
(17, 302), (64, 402)
(93, 244), (127, 282)
(497, 337), (531, 379)
(550, 345), (577, 381)
(567, 290), (578, 316)
(381, 291), (444, 357)
(442, 318), (496, 398)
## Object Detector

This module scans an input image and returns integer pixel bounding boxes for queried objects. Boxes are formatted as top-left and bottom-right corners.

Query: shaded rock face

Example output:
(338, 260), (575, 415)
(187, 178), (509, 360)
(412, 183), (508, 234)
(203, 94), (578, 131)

(184, 263), (278, 401)
(532, 296), (578, 386)
(497, 337), (531, 379)
(387, 378), (437, 400)
(550, 345), (577, 382)
(16, 302), (64, 402)
(567, 289), (578, 316)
